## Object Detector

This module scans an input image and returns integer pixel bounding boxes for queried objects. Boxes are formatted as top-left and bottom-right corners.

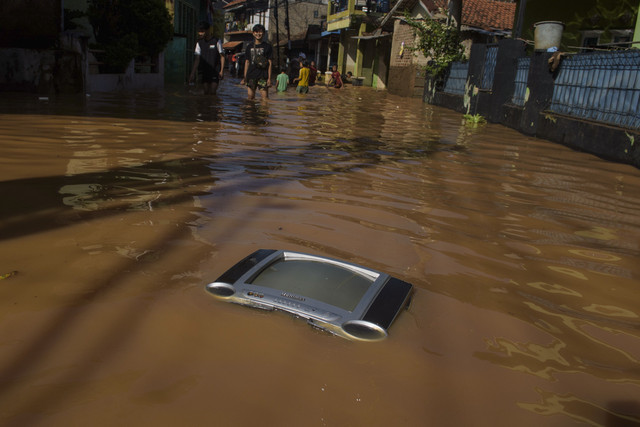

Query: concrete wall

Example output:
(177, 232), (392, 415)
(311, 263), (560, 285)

(0, 49), (57, 93)
(0, 32), (86, 93)
(425, 39), (640, 169)
(0, 39), (165, 94)
(87, 54), (165, 92)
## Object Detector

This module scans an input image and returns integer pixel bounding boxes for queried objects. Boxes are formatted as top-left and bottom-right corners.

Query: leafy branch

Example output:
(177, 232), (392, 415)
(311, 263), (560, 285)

(87, 0), (173, 72)
(403, 9), (466, 77)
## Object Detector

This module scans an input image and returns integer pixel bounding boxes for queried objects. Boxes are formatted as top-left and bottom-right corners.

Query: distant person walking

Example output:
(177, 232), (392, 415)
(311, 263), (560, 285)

(329, 65), (343, 89)
(309, 61), (318, 87)
(276, 68), (289, 92)
(189, 22), (225, 95)
(241, 24), (273, 100)
(293, 61), (310, 94)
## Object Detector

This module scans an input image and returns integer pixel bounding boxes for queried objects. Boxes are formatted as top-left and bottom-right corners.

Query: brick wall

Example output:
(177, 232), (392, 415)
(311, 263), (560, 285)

(388, 19), (429, 97)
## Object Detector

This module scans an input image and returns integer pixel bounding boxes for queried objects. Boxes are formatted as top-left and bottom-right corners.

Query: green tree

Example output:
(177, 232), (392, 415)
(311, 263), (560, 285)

(88, 0), (173, 72)
(404, 9), (466, 77)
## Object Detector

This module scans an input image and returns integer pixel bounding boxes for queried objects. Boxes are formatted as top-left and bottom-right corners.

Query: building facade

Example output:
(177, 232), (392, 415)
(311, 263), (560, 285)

(387, 0), (516, 97)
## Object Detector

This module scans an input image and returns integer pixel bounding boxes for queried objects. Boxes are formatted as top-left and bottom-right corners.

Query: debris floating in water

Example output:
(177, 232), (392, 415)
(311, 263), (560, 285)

(0, 271), (18, 280)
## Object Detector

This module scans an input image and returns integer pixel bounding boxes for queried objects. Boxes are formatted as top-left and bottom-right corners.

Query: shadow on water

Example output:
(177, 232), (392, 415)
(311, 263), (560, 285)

(0, 84), (482, 420)
(607, 401), (640, 426)
(0, 157), (301, 415)
(0, 136), (453, 243)
(0, 93), (423, 416)
(0, 157), (211, 240)
(0, 84), (468, 247)
(4, 84), (638, 424)
(0, 89), (300, 416)
(0, 86), (274, 127)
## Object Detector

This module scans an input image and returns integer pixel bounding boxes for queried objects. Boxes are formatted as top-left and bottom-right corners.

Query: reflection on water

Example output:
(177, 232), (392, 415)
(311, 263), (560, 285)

(0, 81), (639, 425)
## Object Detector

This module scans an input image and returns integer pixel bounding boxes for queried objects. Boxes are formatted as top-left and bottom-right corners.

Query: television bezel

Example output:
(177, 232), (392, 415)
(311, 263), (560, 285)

(205, 249), (412, 341)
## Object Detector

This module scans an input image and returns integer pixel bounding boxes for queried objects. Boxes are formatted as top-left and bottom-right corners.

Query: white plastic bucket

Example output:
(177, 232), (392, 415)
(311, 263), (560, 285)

(533, 21), (565, 51)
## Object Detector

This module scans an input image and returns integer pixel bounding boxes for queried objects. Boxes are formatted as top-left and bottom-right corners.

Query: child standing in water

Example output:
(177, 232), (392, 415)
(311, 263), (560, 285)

(329, 65), (343, 89)
(276, 68), (289, 92)
(293, 61), (310, 94)
(188, 22), (225, 95)
(241, 24), (273, 100)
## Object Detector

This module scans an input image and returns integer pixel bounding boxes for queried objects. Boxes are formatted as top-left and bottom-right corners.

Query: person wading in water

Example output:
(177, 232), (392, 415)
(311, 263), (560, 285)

(189, 21), (225, 95)
(241, 24), (273, 100)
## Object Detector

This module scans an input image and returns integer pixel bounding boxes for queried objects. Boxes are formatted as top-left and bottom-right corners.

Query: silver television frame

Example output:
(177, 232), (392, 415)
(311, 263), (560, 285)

(205, 249), (413, 341)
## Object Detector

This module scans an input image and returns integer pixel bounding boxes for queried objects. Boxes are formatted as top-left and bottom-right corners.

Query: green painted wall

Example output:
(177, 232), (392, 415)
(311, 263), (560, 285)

(165, 36), (188, 84)
(636, 5), (640, 41)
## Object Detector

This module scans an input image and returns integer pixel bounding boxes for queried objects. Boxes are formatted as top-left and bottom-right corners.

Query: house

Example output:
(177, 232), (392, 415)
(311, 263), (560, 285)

(164, 0), (203, 85)
(0, 0), (62, 91)
(323, 0), (392, 87)
(514, 0), (639, 51)
(269, 0), (328, 70)
(222, 0), (329, 72)
(222, 0), (271, 64)
(0, 0), (226, 92)
(387, 0), (516, 97)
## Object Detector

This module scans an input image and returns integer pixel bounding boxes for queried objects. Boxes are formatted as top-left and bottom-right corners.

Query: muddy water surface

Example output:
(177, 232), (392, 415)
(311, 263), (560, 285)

(1, 81), (639, 426)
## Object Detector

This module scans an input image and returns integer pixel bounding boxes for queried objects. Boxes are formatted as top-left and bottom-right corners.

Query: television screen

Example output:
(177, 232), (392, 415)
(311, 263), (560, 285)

(249, 259), (374, 312)
(206, 249), (413, 341)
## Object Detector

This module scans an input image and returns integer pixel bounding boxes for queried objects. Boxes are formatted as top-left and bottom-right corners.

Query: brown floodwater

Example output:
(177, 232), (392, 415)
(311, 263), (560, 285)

(1, 80), (639, 426)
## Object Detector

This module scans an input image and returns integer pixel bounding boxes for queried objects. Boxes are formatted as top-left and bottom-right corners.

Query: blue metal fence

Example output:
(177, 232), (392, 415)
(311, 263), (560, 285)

(512, 57), (530, 106)
(481, 45), (498, 90)
(550, 51), (640, 130)
(443, 61), (469, 95)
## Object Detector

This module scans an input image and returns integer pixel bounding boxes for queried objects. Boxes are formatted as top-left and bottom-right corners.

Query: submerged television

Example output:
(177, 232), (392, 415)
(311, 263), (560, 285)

(205, 249), (413, 341)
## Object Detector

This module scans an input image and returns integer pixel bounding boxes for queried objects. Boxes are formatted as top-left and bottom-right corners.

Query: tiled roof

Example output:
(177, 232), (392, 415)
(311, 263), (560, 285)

(462, 0), (515, 31)
(428, 0), (515, 31)
(223, 0), (247, 9)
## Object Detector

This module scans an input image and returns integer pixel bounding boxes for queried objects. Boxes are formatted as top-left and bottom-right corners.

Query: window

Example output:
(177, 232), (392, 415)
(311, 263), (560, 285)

(174, 1), (196, 37)
(611, 29), (633, 48)
(580, 30), (603, 52)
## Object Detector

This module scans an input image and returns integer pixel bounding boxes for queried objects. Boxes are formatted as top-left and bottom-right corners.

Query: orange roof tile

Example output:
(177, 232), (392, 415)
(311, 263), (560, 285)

(428, 0), (515, 31)
(224, 0), (247, 9)
(462, 0), (515, 31)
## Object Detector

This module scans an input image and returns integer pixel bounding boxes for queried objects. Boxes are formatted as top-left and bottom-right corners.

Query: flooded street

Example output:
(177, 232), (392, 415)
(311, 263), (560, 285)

(1, 80), (639, 426)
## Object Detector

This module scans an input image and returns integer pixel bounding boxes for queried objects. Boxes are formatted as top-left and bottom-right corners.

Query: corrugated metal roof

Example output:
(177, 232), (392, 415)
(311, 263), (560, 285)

(222, 41), (244, 49)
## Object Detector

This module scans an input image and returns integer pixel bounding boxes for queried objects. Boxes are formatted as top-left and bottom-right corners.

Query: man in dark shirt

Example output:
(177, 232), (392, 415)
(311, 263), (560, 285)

(241, 24), (273, 100)
(189, 22), (225, 95)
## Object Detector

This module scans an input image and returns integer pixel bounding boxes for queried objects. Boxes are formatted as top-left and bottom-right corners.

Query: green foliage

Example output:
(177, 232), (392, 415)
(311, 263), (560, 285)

(88, 0), (173, 72)
(563, 0), (638, 49)
(463, 114), (486, 126)
(404, 9), (465, 77)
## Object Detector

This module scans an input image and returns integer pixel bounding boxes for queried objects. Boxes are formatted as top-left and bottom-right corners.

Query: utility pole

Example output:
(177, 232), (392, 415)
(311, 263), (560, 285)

(514, 0), (527, 39)
(284, 0), (291, 52)
(448, 0), (462, 30)
(274, 0), (280, 67)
